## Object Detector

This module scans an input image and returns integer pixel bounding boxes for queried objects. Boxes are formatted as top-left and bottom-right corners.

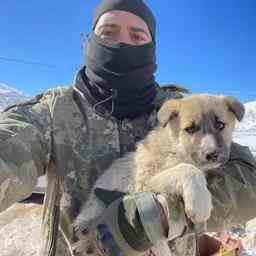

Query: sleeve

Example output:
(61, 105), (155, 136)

(0, 92), (53, 212)
(206, 142), (256, 231)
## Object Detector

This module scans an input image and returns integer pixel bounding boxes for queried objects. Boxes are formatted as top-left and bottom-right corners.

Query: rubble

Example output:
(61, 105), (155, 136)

(202, 221), (256, 256)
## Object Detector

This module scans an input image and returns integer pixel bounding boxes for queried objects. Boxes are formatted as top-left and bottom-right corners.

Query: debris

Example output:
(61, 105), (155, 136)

(198, 233), (243, 256)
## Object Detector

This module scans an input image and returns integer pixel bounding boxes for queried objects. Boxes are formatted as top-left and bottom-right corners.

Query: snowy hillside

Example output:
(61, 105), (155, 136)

(233, 101), (256, 156)
(0, 83), (30, 111)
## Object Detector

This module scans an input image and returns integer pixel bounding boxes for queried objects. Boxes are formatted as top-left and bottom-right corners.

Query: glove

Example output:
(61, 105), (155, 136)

(84, 189), (188, 256)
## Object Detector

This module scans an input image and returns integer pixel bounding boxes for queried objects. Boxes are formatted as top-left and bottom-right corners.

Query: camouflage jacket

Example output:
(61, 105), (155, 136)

(0, 68), (256, 256)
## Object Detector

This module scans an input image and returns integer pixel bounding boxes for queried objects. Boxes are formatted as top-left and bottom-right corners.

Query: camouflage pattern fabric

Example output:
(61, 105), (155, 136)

(0, 67), (256, 256)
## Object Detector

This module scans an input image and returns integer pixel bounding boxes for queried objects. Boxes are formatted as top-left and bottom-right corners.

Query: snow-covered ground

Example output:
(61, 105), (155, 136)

(0, 203), (42, 256)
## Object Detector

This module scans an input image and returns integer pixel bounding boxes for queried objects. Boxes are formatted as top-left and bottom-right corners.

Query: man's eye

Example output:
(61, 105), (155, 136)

(101, 30), (115, 39)
(215, 120), (225, 131)
(184, 125), (197, 135)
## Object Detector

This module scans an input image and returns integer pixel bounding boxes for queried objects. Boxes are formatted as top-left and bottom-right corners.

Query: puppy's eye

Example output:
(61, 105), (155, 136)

(215, 120), (225, 131)
(184, 125), (197, 135)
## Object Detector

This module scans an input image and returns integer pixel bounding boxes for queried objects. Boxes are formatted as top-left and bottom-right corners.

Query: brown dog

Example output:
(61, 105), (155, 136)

(75, 94), (244, 250)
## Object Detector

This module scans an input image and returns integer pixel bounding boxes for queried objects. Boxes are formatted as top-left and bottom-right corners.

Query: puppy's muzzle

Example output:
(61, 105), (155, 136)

(203, 149), (229, 170)
(206, 150), (219, 162)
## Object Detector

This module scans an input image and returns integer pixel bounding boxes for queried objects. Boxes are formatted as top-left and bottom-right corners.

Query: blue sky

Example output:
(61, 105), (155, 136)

(0, 0), (255, 102)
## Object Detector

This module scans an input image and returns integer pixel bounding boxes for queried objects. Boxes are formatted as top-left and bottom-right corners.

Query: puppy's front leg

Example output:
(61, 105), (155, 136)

(148, 163), (213, 224)
(179, 164), (213, 223)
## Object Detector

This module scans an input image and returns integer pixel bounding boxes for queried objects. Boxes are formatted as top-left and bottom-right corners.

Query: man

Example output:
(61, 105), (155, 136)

(0, 0), (256, 255)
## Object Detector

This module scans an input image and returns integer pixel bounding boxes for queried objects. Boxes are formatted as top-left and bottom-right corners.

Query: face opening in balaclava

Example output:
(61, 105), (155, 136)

(80, 0), (158, 120)
(93, 0), (156, 41)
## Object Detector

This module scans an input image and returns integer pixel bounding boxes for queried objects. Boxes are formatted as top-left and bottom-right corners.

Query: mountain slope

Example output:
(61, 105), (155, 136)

(0, 83), (30, 111)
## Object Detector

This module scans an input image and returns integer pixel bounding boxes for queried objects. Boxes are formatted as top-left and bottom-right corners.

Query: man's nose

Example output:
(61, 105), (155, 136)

(118, 30), (134, 45)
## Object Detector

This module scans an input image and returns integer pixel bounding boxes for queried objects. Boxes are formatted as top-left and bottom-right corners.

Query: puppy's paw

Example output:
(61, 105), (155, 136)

(182, 173), (213, 223)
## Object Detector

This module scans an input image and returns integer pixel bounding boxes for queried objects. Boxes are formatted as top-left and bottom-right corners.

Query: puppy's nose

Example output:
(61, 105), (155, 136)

(206, 150), (219, 161)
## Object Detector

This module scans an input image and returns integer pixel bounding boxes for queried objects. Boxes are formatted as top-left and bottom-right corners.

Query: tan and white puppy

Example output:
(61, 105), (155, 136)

(76, 94), (245, 230)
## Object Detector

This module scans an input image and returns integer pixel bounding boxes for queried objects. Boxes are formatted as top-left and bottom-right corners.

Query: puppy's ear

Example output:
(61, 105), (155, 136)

(158, 99), (180, 127)
(223, 96), (245, 122)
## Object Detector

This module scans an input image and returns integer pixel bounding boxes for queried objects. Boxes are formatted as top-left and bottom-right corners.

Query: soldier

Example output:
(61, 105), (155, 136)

(0, 0), (256, 255)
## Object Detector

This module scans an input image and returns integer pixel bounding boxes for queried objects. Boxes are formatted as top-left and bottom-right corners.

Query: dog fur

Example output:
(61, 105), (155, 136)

(75, 94), (245, 249)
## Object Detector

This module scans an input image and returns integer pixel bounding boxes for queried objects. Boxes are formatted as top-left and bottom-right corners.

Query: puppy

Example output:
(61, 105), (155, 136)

(75, 94), (244, 243)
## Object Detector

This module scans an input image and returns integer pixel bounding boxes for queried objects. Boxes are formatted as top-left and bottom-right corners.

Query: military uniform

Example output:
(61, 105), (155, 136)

(0, 68), (256, 256)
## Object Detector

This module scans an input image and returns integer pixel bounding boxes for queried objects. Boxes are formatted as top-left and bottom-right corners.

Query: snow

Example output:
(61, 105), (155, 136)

(0, 203), (42, 256)
(0, 83), (29, 96)
(0, 82), (30, 111)
(233, 101), (256, 156)
(243, 219), (256, 256)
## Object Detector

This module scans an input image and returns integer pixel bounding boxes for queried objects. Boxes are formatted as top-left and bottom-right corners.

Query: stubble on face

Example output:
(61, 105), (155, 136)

(94, 10), (152, 45)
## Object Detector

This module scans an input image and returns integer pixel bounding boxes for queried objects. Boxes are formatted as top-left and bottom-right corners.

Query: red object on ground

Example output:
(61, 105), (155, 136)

(215, 232), (243, 255)
(198, 232), (243, 256)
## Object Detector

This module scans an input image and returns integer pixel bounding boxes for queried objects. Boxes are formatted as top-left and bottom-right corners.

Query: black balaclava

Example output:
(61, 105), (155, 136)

(79, 0), (158, 120)
(93, 0), (156, 40)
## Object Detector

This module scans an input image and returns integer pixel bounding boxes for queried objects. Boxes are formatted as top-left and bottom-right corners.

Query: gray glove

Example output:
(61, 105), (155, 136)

(90, 189), (188, 256)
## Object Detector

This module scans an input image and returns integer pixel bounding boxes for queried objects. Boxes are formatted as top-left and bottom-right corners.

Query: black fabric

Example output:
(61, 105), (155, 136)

(83, 33), (158, 120)
(94, 188), (126, 206)
(93, 0), (156, 40)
